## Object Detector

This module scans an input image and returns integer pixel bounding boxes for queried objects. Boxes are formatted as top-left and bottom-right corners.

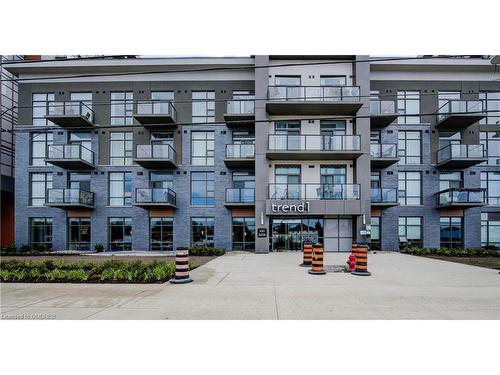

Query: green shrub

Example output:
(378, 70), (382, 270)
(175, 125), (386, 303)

(1, 244), (17, 254)
(188, 246), (225, 256)
(19, 244), (33, 253)
(32, 243), (48, 252)
(66, 269), (88, 282)
(94, 243), (104, 253)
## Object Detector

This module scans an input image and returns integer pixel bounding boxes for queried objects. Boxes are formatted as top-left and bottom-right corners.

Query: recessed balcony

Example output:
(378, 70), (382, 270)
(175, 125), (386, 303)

(370, 100), (398, 127)
(435, 100), (485, 130)
(371, 188), (399, 208)
(133, 100), (177, 127)
(224, 144), (255, 168)
(267, 134), (362, 160)
(436, 144), (487, 169)
(46, 144), (95, 170)
(266, 86), (362, 115)
(46, 188), (94, 209)
(45, 101), (95, 128)
(133, 143), (177, 169)
(224, 100), (255, 125)
(436, 188), (486, 208)
(225, 188), (255, 207)
(134, 188), (176, 208)
(370, 143), (399, 168)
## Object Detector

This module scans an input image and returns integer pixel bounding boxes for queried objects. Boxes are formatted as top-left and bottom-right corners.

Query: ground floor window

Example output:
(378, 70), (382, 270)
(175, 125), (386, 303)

(232, 217), (255, 251)
(68, 217), (91, 251)
(370, 216), (381, 250)
(481, 213), (500, 248)
(271, 217), (324, 251)
(398, 217), (422, 248)
(29, 217), (53, 250)
(191, 217), (214, 247)
(150, 217), (173, 251)
(440, 217), (463, 248)
(108, 217), (132, 251)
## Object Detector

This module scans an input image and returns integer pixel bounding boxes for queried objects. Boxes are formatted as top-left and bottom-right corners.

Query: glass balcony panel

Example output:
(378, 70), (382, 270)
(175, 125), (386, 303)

(226, 188), (255, 203)
(136, 144), (175, 160)
(269, 184), (360, 200)
(226, 144), (255, 158)
(227, 100), (255, 114)
(268, 86), (360, 102)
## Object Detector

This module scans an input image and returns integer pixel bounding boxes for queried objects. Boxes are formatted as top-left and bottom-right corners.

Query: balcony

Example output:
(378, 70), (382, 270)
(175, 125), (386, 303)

(267, 134), (362, 160)
(436, 188), (486, 208)
(224, 144), (255, 168)
(133, 100), (177, 127)
(46, 188), (94, 209)
(269, 183), (360, 200)
(436, 144), (487, 169)
(133, 143), (177, 169)
(45, 101), (95, 127)
(370, 100), (398, 127)
(266, 86), (362, 115)
(370, 143), (399, 168)
(225, 188), (255, 207)
(371, 188), (399, 208)
(224, 100), (255, 125)
(46, 144), (95, 170)
(435, 100), (485, 130)
(135, 188), (176, 208)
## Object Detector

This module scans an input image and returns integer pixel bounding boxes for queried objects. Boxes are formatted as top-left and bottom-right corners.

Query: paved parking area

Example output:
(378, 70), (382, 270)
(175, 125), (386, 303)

(1, 252), (499, 319)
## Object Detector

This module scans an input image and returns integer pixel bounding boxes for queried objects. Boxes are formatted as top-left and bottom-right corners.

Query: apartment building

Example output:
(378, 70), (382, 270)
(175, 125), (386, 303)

(4, 55), (500, 252)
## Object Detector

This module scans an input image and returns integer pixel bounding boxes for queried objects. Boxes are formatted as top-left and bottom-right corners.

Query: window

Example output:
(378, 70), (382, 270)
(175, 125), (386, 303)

(30, 132), (53, 166)
(398, 131), (421, 164)
(398, 171), (421, 205)
(273, 165), (301, 199)
(152, 91), (174, 102)
(192, 91), (215, 123)
(439, 171), (462, 191)
(108, 217), (132, 251)
(110, 132), (133, 165)
(479, 92), (500, 125)
(30, 172), (52, 206)
(68, 217), (91, 251)
(438, 91), (460, 109)
(398, 217), (422, 247)
(232, 217), (255, 251)
(320, 75), (346, 86)
(480, 132), (500, 166)
(150, 217), (173, 251)
(32, 93), (55, 126)
(191, 217), (214, 247)
(191, 131), (214, 166)
(438, 132), (461, 149)
(69, 172), (91, 191)
(481, 172), (500, 205)
(69, 132), (92, 150)
(397, 91), (420, 124)
(29, 218), (53, 250)
(109, 172), (132, 206)
(150, 172), (173, 189)
(70, 92), (92, 107)
(191, 172), (215, 205)
(370, 217), (380, 251)
(440, 217), (463, 248)
(481, 213), (500, 248)
(275, 76), (301, 86)
(110, 91), (133, 125)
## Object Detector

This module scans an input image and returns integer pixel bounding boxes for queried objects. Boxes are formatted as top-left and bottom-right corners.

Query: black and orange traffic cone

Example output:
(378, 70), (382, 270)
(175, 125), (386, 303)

(308, 243), (326, 275)
(351, 244), (371, 276)
(170, 247), (193, 284)
(300, 241), (313, 267)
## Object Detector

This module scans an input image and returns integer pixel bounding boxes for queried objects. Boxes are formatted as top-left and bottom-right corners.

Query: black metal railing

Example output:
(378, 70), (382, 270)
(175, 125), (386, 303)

(268, 183), (360, 200)
(436, 99), (484, 122)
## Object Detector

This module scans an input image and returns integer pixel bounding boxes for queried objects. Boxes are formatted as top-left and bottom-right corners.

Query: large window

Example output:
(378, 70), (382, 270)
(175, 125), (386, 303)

(30, 132), (53, 166)
(110, 91), (133, 125)
(109, 172), (132, 206)
(150, 217), (173, 251)
(398, 171), (422, 205)
(191, 172), (215, 206)
(232, 217), (255, 251)
(481, 213), (500, 248)
(481, 171), (500, 205)
(398, 217), (422, 248)
(191, 217), (214, 247)
(397, 91), (420, 124)
(479, 92), (500, 125)
(480, 132), (500, 166)
(32, 93), (55, 126)
(70, 92), (92, 107)
(108, 217), (132, 251)
(439, 171), (462, 191)
(440, 217), (463, 248)
(192, 91), (215, 123)
(110, 132), (133, 165)
(191, 131), (214, 166)
(398, 131), (421, 164)
(30, 172), (52, 206)
(275, 76), (301, 86)
(68, 217), (91, 251)
(69, 172), (91, 191)
(29, 218), (53, 250)
(370, 217), (381, 251)
(320, 75), (346, 86)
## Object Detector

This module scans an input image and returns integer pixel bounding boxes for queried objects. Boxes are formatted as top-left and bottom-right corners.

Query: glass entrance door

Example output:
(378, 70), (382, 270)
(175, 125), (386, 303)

(271, 218), (324, 251)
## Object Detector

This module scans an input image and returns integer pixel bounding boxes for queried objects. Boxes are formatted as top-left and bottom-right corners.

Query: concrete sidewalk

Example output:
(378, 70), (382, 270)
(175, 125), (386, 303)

(1, 252), (499, 319)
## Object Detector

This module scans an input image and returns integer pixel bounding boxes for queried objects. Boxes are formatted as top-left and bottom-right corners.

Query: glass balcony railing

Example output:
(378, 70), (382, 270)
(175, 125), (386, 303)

(136, 100), (177, 120)
(47, 188), (94, 206)
(226, 143), (255, 159)
(135, 188), (176, 206)
(370, 143), (397, 158)
(268, 183), (360, 200)
(47, 144), (94, 164)
(371, 188), (398, 204)
(437, 144), (485, 163)
(437, 100), (484, 122)
(268, 86), (360, 102)
(437, 188), (486, 206)
(47, 101), (95, 123)
(269, 134), (361, 152)
(226, 188), (255, 203)
(226, 100), (255, 115)
(136, 143), (176, 160)
(370, 100), (396, 115)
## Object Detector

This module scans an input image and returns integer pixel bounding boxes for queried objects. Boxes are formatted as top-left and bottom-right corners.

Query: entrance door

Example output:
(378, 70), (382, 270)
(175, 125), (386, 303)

(271, 218), (324, 251)
(324, 217), (353, 252)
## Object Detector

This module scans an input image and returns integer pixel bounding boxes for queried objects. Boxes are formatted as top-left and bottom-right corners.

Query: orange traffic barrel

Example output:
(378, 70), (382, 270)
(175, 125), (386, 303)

(300, 241), (313, 267)
(351, 244), (371, 276)
(308, 243), (326, 275)
(170, 247), (193, 284)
